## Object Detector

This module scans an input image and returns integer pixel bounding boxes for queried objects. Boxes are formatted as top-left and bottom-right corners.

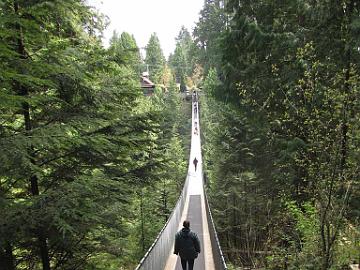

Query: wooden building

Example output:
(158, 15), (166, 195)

(140, 72), (155, 96)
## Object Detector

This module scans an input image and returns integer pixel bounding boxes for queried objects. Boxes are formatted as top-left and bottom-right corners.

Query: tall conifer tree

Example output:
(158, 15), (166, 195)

(144, 33), (165, 83)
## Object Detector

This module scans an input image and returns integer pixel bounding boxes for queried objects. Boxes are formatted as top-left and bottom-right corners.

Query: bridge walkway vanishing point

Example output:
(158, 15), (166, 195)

(135, 95), (227, 270)
(164, 99), (213, 270)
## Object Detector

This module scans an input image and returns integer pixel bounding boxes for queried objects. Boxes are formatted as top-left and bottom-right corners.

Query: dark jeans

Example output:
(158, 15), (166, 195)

(180, 258), (194, 270)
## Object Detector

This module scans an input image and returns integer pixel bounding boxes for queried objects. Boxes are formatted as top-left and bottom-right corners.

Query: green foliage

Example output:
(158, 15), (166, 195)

(169, 44), (187, 85)
(333, 226), (360, 270)
(144, 33), (165, 83)
(203, 68), (221, 97)
(196, 0), (360, 269)
(193, 0), (227, 74)
(108, 30), (142, 73)
(0, 1), (189, 270)
(169, 26), (198, 87)
(278, 201), (320, 270)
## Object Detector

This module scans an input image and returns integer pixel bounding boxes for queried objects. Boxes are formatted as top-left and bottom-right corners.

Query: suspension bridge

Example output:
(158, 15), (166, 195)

(135, 94), (227, 270)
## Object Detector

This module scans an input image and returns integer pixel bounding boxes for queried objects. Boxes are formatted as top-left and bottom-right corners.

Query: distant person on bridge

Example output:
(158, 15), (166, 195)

(174, 220), (201, 270)
(193, 157), (198, 171)
(192, 91), (197, 103)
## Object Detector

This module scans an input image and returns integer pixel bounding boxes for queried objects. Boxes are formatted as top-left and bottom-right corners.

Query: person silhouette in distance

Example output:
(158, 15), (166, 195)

(193, 157), (198, 171)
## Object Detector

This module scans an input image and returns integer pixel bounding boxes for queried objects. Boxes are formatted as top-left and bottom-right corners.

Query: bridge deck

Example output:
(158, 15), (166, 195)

(164, 100), (215, 270)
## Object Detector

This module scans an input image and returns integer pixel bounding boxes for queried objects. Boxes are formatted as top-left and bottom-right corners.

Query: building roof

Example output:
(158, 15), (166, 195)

(140, 76), (155, 89)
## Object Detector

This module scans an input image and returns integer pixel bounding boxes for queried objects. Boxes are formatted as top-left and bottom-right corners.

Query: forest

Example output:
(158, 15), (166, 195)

(1, 0), (359, 270)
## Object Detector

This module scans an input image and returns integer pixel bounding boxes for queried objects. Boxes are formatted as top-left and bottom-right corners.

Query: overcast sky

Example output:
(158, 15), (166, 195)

(87, 0), (204, 58)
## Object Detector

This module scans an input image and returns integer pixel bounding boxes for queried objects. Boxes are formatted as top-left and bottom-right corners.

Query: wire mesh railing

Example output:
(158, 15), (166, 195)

(134, 175), (189, 270)
(203, 185), (228, 270)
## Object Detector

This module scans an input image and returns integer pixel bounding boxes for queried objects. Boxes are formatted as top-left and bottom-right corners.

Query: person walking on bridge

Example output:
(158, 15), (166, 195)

(193, 157), (198, 171)
(192, 91), (197, 103)
(174, 220), (201, 270)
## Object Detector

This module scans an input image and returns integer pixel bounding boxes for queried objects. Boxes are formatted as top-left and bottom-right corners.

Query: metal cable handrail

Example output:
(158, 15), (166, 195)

(203, 186), (228, 270)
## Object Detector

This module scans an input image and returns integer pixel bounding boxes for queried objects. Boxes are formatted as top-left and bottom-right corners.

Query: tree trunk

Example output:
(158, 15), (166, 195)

(38, 231), (51, 270)
(340, 49), (350, 173)
(320, 2), (355, 269)
(140, 190), (146, 252)
(340, 0), (355, 173)
(0, 242), (15, 270)
(162, 179), (168, 222)
(13, 2), (51, 269)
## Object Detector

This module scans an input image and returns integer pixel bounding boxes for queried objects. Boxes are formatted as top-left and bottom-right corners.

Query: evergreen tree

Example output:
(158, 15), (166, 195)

(197, 0), (360, 269)
(169, 26), (200, 91)
(108, 30), (142, 73)
(175, 26), (196, 76)
(0, 1), (168, 269)
(144, 33), (165, 83)
(193, 0), (226, 75)
(169, 44), (187, 87)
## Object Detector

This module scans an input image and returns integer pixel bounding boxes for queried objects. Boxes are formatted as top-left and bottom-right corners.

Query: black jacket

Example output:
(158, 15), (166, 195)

(174, 228), (201, 259)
